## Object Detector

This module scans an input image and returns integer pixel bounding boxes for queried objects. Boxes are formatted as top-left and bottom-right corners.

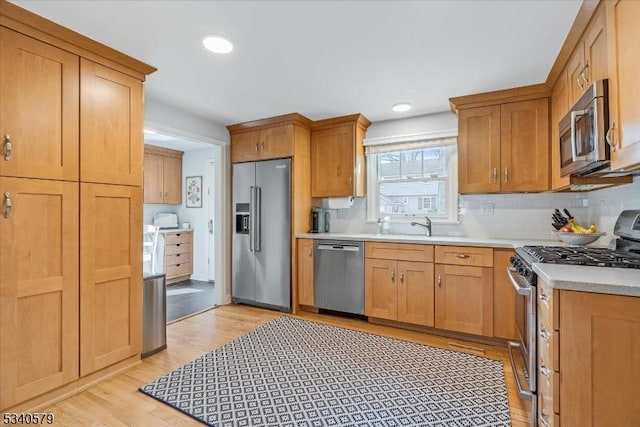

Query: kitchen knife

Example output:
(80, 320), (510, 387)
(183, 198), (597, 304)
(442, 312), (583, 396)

(563, 208), (574, 219)
(552, 223), (562, 230)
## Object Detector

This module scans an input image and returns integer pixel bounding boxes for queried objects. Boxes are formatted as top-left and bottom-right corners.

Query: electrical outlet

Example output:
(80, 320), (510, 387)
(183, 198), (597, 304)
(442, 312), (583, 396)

(481, 202), (494, 215)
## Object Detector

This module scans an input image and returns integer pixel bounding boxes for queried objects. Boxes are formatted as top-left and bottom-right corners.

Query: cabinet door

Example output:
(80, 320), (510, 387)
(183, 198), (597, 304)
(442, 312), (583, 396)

(231, 130), (260, 163)
(261, 124), (294, 160)
(80, 183), (142, 376)
(311, 124), (355, 197)
(143, 152), (163, 203)
(492, 249), (517, 340)
(567, 46), (585, 106)
(0, 178), (78, 410)
(0, 28), (79, 181)
(583, 7), (608, 87)
(435, 264), (493, 336)
(162, 156), (182, 205)
(458, 106), (501, 194)
(606, 0), (640, 171)
(551, 70), (570, 190)
(500, 98), (549, 192)
(297, 239), (314, 306)
(560, 291), (640, 427)
(80, 59), (143, 186)
(397, 261), (434, 327)
(364, 258), (397, 320)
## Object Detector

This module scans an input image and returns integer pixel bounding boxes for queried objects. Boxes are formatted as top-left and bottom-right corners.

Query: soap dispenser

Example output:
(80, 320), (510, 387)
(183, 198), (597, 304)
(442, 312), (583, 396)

(382, 216), (391, 235)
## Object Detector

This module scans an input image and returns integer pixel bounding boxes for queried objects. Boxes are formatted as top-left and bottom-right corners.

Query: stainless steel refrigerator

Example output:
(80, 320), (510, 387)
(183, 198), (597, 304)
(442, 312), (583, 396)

(232, 158), (291, 312)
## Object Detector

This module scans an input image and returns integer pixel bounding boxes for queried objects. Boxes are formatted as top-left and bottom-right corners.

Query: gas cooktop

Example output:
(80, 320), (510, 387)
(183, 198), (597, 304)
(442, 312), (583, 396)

(518, 245), (640, 269)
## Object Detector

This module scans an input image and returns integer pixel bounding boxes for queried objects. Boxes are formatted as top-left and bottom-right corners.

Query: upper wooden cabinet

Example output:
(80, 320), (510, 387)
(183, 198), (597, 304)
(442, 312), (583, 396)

(143, 145), (183, 204)
(457, 97), (549, 194)
(311, 114), (370, 198)
(80, 59), (144, 186)
(228, 115), (313, 164)
(606, 0), (640, 171)
(0, 28), (79, 181)
(550, 70), (571, 191)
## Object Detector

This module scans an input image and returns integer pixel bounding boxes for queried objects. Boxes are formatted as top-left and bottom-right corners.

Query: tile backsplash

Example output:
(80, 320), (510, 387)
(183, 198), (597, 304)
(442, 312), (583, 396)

(588, 176), (640, 241)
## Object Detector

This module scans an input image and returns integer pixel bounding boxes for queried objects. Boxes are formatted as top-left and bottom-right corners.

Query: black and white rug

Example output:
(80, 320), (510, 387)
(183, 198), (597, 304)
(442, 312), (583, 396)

(140, 317), (511, 426)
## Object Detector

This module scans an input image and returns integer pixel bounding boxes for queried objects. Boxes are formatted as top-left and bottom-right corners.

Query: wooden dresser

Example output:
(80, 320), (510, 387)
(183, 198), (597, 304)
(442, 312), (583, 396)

(161, 230), (194, 284)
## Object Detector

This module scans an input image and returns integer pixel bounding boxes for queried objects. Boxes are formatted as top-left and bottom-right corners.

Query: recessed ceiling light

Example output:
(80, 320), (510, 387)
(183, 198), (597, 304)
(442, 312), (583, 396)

(202, 35), (233, 54)
(392, 103), (412, 112)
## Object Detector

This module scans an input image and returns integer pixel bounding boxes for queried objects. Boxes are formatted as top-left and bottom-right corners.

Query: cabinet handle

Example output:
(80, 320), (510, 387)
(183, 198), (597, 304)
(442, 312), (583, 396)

(606, 123), (617, 152)
(540, 291), (550, 302)
(539, 413), (551, 427)
(454, 253), (470, 259)
(261, 141), (264, 152)
(160, 191), (163, 198)
(437, 273), (442, 288)
(308, 247), (312, 257)
(492, 167), (497, 183)
(3, 192), (11, 218)
(503, 167), (509, 183)
(255, 143), (259, 152)
(348, 176), (353, 187)
(3, 135), (11, 161)
(577, 67), (585, 90)
(399, 271), (404, 282)
(582, 61), (589, 86)
(539, 327), (550, 341)
(539, 365), (551, 377)
(391, 269), (395, 282)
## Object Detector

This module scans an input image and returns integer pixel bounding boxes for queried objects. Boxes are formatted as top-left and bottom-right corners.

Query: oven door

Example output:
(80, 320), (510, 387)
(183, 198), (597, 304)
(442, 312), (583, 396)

(507, 267), (537, 422)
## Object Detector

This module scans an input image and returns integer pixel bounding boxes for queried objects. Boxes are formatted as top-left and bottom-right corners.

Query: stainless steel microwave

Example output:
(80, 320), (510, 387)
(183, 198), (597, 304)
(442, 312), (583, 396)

(559, 79), (610, 177)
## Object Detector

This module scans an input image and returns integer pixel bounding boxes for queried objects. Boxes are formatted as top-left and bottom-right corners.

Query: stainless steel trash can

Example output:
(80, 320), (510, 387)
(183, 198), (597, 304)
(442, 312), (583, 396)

(142, 273), (167, 358)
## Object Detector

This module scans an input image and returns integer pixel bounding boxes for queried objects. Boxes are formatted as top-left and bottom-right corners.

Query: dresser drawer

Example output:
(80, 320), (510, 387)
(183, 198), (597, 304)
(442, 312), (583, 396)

(166, 252), (190, 266)
(165, 242), (191, 255)
(166, 262), (192, 277)
(365, 242), (433, 262)
(435, 246), (493, 267)
(165, 232), (192, 245)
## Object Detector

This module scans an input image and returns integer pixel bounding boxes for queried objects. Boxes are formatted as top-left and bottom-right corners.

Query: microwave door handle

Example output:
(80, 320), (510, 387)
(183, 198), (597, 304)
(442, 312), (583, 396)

(571, 109), (588, 162)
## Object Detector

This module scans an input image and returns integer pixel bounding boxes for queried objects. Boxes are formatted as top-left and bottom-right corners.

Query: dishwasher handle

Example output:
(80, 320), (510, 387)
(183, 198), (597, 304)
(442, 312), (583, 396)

(317, 244), (360, 252)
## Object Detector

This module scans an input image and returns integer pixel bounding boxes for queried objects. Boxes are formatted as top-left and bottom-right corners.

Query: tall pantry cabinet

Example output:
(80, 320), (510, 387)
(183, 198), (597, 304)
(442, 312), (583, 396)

(0, 0), (155, 411)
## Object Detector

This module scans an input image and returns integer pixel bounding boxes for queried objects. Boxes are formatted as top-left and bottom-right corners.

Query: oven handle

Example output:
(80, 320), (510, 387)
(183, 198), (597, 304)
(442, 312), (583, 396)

(507, 341), (534, 401)
(507, 267), (532, 296)
(571, 109), (588, 162)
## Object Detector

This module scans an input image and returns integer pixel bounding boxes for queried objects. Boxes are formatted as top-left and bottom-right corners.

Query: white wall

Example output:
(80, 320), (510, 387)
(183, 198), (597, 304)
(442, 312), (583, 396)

(588, 176), (640, 241)
(366, 111), (457, 139)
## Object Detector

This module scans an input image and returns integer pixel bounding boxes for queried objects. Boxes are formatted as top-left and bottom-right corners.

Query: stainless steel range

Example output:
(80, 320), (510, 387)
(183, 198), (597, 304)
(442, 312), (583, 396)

(507, 209), (640, 426)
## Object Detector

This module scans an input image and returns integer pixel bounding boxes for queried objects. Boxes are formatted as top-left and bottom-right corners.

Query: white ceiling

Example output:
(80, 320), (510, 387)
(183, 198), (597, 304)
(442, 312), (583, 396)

(13, 0), (582, 126)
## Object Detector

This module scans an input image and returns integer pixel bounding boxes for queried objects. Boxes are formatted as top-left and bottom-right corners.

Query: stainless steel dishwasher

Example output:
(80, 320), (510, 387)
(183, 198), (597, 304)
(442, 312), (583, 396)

(314, 240), (364, 315)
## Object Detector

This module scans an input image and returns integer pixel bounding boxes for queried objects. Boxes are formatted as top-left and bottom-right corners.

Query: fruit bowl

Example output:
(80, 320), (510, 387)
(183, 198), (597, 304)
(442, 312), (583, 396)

(553, 231), (606, 246)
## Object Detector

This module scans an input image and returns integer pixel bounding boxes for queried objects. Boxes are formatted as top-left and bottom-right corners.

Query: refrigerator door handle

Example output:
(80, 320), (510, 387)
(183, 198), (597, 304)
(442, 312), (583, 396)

(249, 186), (255, 252)
(255, 186), (262, 252)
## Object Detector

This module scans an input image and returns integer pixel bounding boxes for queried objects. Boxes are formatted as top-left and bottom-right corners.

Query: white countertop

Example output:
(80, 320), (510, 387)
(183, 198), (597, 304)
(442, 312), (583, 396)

(157, 228), (193, 234)
(533, 263), (640, 297)
(296, 232), (560, 249)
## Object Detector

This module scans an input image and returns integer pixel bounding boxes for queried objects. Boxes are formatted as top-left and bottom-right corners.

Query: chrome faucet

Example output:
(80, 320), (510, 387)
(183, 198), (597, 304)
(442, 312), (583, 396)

(410, 216), (432, 237)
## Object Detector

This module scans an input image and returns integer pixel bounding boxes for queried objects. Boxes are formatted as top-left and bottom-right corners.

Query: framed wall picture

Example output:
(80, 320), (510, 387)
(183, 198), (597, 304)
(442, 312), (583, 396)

(185, 176), (202, 208)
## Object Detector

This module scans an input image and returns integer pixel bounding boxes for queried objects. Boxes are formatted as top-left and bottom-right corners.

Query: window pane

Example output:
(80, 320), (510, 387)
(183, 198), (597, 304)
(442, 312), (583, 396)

(401, 150), (422, 178)
(379, 180), (447, 215)
(378, 153), (400, 180)
(423, 148), (448, 177)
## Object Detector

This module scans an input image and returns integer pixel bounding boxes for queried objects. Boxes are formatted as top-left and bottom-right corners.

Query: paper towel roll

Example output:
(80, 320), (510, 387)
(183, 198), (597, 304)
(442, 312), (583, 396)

(326, 196), (354, 209)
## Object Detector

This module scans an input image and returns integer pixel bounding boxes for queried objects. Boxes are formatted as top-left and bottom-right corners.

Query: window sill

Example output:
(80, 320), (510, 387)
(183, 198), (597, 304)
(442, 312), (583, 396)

(365, 218), (461, 225)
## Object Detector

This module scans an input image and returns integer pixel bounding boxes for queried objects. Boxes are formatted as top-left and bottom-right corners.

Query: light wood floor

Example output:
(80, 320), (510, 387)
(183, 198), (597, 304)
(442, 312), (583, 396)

(44, 305), (531, 426)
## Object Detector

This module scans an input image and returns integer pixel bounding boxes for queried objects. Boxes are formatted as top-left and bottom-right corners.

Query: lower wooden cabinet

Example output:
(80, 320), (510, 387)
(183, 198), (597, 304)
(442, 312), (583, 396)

(493, 249), (517, 340)
(397, 261), (435, 326)
(0, 177), (79, 410)
(297, 239), (314, 306)
(80, 183), (142, 376)
(365, 258), (398, 320)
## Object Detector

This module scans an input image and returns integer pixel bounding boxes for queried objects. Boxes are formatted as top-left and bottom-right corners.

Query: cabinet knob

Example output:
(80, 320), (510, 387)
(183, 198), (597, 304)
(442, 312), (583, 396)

(3, 135), (11, 161)
(454, 253), (470, 259)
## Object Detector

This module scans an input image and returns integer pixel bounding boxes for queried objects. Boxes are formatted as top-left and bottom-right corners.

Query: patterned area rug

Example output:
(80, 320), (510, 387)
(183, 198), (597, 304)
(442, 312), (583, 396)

(140, 317), (511, 426)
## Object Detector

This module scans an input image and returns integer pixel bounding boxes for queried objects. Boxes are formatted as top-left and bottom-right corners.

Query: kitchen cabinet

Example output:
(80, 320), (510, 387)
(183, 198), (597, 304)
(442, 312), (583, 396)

(0, 177), (79, 409)
(606, 0), (640, 171)
(457, 98), (549, 193)
(143, 145), (183, 205)
(550, 69), (570, 190)
(230, 124), (294, 163)
(80, 183), (142, 376)
(0, 0), (154, 411)
(493, 249), (517, 340)
(162, 230), (193, 284)
(80, 59), (144, 186)
(365, 242), (434, 327)
(297, 238), (314, 307)
(311, 114), (370, 198)
(0, 27), (79, 182)
(434, 246), (494, 336)
(538, 278), (640, 426)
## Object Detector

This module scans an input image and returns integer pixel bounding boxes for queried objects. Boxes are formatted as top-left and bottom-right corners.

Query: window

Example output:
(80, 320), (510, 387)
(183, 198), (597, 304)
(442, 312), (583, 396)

(366, 135), (458, 223)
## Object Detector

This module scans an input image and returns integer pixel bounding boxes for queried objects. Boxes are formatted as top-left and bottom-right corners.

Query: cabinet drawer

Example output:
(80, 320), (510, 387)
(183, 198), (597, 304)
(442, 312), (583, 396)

(165, 232), (192, 245)
(166, 262), (192, 277)
(538, 280), (559, 330)
(539, 313), (560, 372)
(365, 242), (433, 262)
(166, 252), (190, 266)
(165, 242), (191, 255)
(435, 246), (493, 267)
